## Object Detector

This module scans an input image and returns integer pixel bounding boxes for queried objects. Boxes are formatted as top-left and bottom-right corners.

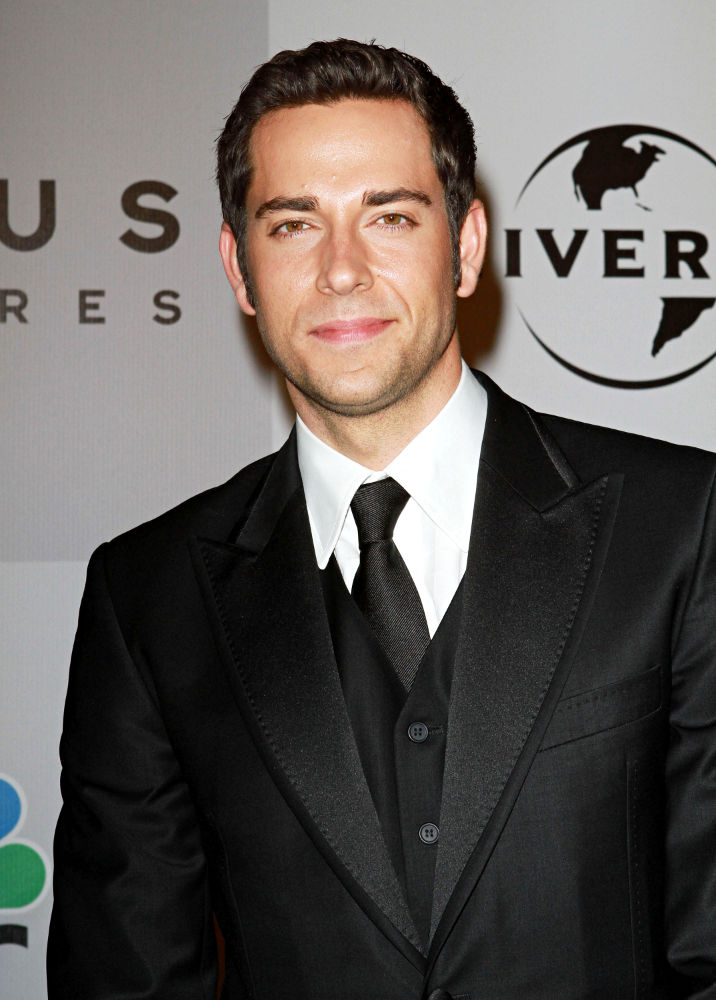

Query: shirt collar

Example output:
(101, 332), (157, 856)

(296, 360), (487, 567)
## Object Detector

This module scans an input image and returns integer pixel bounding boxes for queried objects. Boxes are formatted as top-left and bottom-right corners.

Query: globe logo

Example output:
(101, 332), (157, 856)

(506, 125), (715, 387)
(0, 775), (49, 947)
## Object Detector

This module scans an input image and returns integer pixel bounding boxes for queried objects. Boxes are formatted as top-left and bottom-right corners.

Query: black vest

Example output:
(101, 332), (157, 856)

(321, 557), (464, 947)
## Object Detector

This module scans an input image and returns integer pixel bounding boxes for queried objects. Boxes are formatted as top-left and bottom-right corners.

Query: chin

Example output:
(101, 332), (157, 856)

(303, 371), (419, 419)
(309, 389), (389, 418)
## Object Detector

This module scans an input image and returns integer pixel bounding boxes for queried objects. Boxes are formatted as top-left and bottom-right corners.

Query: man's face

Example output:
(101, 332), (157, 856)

(221, 98), (483, 420)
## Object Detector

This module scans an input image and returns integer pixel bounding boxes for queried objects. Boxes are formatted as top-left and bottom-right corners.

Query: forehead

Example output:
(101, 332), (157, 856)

(246, 99), (438, 202)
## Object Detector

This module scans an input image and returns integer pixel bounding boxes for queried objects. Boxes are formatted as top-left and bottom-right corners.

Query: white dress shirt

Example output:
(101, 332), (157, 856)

(296, 361), (487, 636)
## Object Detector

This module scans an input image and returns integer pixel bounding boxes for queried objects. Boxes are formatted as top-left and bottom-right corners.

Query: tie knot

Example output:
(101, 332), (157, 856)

(350, 478), (410, 548)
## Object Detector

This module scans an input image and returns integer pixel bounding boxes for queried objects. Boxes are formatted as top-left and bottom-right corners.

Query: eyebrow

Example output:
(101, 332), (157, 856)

(255, 196), (318, 219)
(254, 188), (432, 219)
(362, 188), (432, 208)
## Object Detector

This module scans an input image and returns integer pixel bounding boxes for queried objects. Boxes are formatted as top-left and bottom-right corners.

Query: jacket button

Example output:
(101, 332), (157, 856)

(419, 822), (439, 844)
(408, 721), (429, 743)
(426, 990), (453, 1000)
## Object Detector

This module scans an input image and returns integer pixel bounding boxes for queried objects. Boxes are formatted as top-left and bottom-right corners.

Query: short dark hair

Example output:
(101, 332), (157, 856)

(216, 38), (477, 297)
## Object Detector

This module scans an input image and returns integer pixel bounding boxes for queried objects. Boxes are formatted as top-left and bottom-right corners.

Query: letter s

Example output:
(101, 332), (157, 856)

(120, 180), (179, 253)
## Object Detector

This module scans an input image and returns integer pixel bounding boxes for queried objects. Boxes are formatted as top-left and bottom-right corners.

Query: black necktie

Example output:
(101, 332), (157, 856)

(350, 478), (431, 689)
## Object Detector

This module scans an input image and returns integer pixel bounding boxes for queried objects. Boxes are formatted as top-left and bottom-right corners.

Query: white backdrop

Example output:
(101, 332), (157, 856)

(268, 0), (716, 449)
(1, 3), (269, 995)
(2, 2), (714, 996)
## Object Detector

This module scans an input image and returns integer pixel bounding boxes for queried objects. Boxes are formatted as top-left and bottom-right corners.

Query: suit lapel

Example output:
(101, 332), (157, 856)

(428, 375), (622, 964)
(189, 376), (621, 971)
(190, 435), (423, 963)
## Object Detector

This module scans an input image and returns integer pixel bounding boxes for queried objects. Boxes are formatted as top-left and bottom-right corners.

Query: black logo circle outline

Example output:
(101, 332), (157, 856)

(515, 124), (716, 388)
(516, 124), (716, 206)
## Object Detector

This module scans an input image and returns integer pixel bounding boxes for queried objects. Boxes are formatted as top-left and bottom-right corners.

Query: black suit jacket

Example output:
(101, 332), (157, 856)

(48, 372), (716, 999)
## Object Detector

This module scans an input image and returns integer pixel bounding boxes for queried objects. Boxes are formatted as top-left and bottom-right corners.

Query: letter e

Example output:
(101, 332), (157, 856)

(79, 290), (106, 324)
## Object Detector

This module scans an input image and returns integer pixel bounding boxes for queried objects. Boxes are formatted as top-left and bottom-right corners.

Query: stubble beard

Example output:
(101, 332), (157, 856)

(255, 304), (458, 422)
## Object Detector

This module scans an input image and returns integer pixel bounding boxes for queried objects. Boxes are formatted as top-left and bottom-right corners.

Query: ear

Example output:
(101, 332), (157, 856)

(456, 200), (487, 298)
(219, 222), (256, 316)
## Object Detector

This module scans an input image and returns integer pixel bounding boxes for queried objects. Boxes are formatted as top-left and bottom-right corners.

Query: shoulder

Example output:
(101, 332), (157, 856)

(475, 367), (716, 496)
(110, 451), (275, 549)
(533, 409), (716, 559)
(474, 368), (715, 532)
(537, 408), (716, 489)
(90, 451), (276, 603)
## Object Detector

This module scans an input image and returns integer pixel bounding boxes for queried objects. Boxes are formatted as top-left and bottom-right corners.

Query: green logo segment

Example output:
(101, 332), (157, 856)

(0, 776), (47, 912)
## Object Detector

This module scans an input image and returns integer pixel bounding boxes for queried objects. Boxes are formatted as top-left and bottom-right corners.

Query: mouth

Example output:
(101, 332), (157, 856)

(309, 318), (393, 343)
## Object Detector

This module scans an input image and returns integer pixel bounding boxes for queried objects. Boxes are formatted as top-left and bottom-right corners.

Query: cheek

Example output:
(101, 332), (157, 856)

(384, 232), (452, 287)
(384, 257), (452, 317)
(254, 252), (314, 312)
(251, 261), (296, 317)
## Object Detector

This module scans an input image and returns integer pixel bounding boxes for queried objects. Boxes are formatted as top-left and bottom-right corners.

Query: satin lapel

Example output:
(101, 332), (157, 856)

(427, 376), (621, 966)
(190, 438), (423, 962)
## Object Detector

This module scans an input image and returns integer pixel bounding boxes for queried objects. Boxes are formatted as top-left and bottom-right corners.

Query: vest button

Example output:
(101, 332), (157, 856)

(408, 721), (429, 743)
(419, 822), (439, 844)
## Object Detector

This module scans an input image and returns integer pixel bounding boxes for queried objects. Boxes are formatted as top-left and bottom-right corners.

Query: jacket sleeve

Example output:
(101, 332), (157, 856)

(665, 467), (716, 998)
(47, 544), (218, 999)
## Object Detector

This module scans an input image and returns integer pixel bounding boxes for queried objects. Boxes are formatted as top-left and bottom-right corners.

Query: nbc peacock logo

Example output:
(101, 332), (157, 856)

(0, 774), (50, 948)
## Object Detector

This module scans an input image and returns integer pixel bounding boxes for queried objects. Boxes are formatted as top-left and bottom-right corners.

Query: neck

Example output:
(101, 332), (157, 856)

(291, 346), (462, 470)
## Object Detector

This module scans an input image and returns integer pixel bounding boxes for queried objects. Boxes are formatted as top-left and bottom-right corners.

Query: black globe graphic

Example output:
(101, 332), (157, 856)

(514, 125), (716, 387)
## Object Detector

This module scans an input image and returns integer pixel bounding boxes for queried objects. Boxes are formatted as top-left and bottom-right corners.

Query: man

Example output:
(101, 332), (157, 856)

(48, 39), (716, 999)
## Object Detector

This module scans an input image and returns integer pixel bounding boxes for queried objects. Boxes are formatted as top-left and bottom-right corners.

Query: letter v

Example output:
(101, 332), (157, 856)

(537, 229), (587, 277)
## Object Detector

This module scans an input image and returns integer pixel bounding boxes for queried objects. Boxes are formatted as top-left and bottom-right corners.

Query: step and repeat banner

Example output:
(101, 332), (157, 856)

(267, 1), (716, 450)
(1, 3), (269, 996)
(2, 2), (714, 996)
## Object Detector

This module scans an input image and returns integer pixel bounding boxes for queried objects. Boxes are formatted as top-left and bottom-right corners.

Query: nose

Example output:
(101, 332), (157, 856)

(316, 229), (373, 296)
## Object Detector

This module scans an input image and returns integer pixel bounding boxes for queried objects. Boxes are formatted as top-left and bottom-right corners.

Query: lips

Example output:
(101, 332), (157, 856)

(309, 318), (393, 343)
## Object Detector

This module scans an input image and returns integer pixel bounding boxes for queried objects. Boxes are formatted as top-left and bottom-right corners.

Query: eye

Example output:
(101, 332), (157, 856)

(271, 219), (311, 237)
(376, 212), (413, 229)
